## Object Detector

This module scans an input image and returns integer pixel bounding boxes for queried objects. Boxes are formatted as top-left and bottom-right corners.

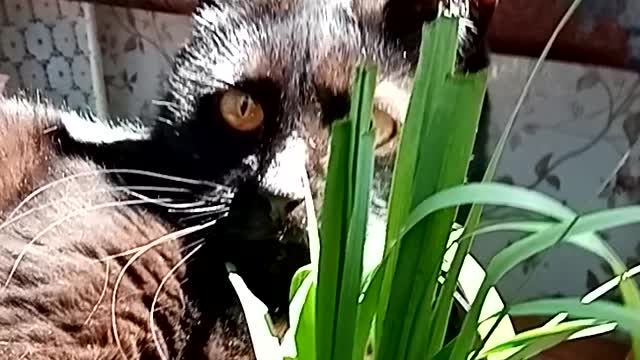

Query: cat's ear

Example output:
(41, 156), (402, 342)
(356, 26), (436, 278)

(355, 0), (496, 72)
(354, 0), (440, 43)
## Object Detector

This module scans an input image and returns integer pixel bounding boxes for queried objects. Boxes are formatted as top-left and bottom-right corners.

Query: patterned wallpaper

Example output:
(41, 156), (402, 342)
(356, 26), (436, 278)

(95, 4), (189, 122)
(479, 59), (640, 302)
(1, 0), (640, 304)
(0, 0), (94, 109)
(0, 0), (189, 119)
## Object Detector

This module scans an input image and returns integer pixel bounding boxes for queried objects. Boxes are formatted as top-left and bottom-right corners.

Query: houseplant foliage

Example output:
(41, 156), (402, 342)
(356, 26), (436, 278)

(226, 2), (640, 360)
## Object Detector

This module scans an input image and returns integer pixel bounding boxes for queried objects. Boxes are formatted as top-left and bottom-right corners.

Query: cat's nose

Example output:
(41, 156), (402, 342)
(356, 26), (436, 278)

(258, 134), (307, 222)
(261, 192), (304, 222)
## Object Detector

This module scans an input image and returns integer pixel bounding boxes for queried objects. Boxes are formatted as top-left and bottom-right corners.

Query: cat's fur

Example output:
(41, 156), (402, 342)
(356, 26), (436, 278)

(0, 0), (491, 359)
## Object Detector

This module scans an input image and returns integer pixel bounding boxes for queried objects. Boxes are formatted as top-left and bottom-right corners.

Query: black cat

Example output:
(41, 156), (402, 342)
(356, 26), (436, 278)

(0, 0), (491, 358)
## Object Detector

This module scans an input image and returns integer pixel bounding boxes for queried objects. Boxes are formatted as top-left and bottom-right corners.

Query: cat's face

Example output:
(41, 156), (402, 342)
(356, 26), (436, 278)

(154, 0), (489, 251)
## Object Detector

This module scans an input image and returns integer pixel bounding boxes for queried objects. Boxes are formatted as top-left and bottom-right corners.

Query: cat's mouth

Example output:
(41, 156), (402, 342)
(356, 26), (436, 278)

(211, 185), (310, 320)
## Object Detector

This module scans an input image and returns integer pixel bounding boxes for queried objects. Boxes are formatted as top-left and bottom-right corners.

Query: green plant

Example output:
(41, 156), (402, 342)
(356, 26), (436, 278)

(226, 4), (640, 360)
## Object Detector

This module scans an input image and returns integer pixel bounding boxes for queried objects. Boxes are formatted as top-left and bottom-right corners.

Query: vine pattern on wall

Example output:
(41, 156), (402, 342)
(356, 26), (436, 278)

(95, 4), (188, 122)
(479, 60), (640, 301)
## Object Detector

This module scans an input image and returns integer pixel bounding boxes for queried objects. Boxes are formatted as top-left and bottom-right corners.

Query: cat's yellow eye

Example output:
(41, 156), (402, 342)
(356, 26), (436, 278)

(220, 89), (264, 132)
(372, 108), (399, 151)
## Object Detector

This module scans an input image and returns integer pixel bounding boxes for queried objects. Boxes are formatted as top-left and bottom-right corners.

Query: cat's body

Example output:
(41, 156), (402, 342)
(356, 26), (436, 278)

(0, 0), (492, 359)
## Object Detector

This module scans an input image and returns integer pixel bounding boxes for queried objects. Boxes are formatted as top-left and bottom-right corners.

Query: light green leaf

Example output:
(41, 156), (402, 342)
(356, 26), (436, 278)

(510, 298), (640, 337)
(227, 264), (283, 360)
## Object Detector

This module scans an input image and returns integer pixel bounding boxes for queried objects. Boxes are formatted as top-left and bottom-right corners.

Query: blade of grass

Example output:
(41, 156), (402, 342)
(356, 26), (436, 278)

(502, 333), (574, 360)
(445, 0), (586, 354)
(376, 15), (489, 360)
(476, 319), (616, 360)
(289, 265), (313, 301)
(404, 183), (575, 234)
(315, 117), (351, 360)
(353, 259), (387, 360)
(374, 17), (450, 352)
(316, 65), (377, 360)
(226, 263), (283, 360)
(582, 263), (640, 304)
(334, 66), (376, 360)
(282, 269), (316, 360)
(424, 70), (490, 357)
(289, 280), (317, 360)
(441, 241), (515, 357)
(398, 182), (640, 358)
(509, 298), (640, 338)
(333, 129), (375, 358)
(454, 205), (640, 359)
(403, 183), (633, 264)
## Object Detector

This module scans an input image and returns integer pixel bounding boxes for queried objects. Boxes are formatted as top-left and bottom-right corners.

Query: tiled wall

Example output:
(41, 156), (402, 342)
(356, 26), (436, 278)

(1, 0), (639, 304)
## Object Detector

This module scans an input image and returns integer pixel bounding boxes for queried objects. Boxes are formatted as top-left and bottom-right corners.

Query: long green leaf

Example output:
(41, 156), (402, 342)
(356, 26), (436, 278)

(398, 182), (640, 358)
(502, 333), (573, 360)
(316, 117), (351, 360)
(425, 70), (490, 356)
(353, 260), (387, 360)
(510, 298), (640, 337)
(282, 269), (316, 360)
(582, 263), (640, 304)
(375, 17), (445, 350)
(476, 319), (615, 360)
(457, 209), (640, 358)
(333, 66), (376, 360)
(292, 281), (318, 360)
(316, 65), (377, 360)
(376, 15), (488, 360)
(404, 183), (574, 235)
(442, 241), (515, 356)
(289, 265), (313, 301)
(227, 264), (284, 360)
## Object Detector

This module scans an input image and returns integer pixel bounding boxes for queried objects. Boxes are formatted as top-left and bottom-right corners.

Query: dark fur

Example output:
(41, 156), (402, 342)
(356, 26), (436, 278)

(0, 0), (491, 359)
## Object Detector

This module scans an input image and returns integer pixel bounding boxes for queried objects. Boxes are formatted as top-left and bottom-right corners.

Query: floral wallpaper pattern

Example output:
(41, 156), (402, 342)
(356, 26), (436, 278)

(0, 0), (93, 109)
(1, 0), (640, 304)
(477, 58), (640, 302)
(95, 4), (189, 122)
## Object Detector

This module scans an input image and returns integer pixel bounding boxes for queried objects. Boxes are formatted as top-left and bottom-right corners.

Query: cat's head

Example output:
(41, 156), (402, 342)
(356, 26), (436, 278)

(151, 0), (490, 244)
(61, 0), (491, 318)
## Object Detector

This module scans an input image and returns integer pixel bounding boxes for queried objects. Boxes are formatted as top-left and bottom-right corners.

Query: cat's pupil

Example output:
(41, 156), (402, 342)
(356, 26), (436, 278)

(240, 96), (250, 116)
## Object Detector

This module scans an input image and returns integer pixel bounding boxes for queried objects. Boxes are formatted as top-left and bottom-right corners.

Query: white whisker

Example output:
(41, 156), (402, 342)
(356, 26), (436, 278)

(120, 188), (210, 210)
(179, 212), (217, 223)
(110, 219), (219, 359)
(151, 99), (179, 109)
(2, 168), (232, 226)
(82, 261), (110, 327)
(157, 116), (174, 125)
(99, 234), (209, 263)
(150, 243), (204, 360)
(168, 204), (229, 214)
(0, 186), (192, 234)
(3, 197), (175, 289)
